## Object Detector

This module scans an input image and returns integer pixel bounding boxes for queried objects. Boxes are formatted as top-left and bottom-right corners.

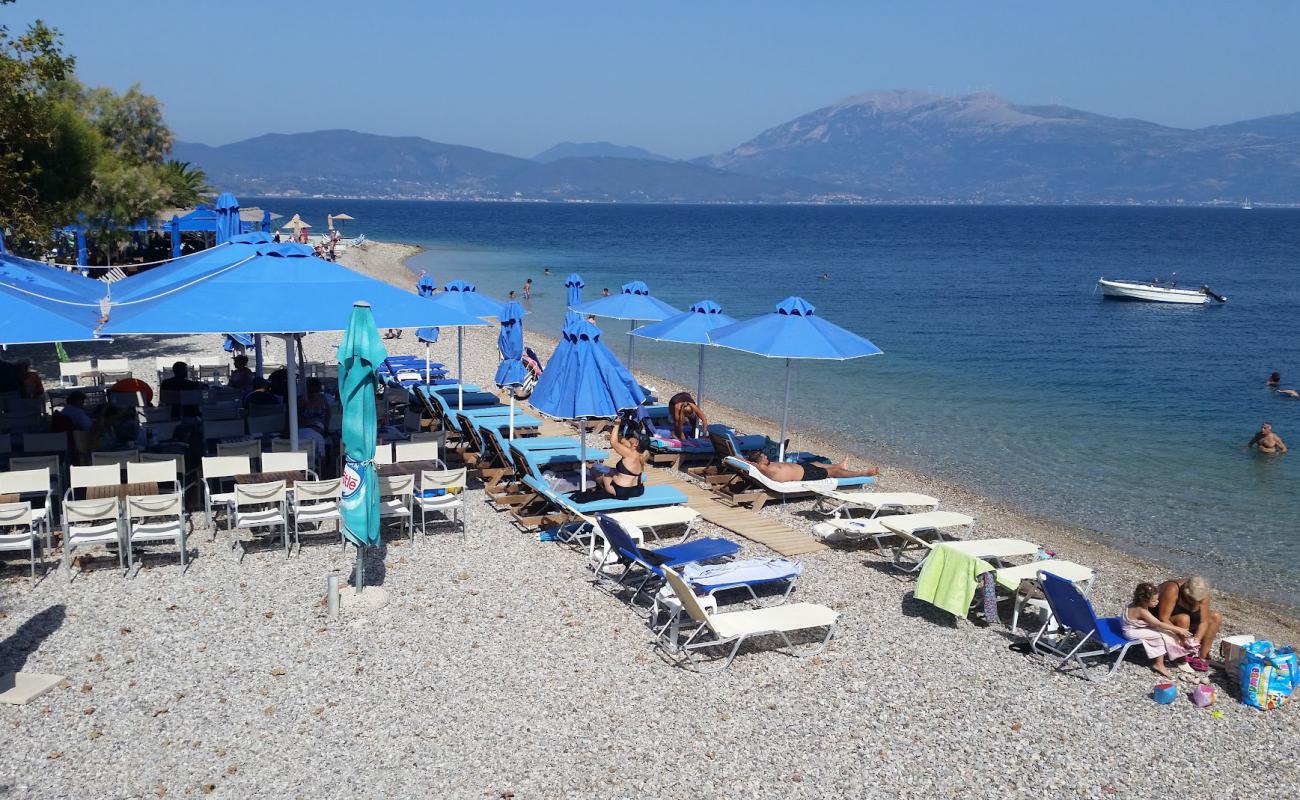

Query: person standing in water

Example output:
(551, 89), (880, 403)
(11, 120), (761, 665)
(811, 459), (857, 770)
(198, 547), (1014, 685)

(522, 278), (532, 299)
(543, 267), (551, 277)
(1247, 421), (1288, 454)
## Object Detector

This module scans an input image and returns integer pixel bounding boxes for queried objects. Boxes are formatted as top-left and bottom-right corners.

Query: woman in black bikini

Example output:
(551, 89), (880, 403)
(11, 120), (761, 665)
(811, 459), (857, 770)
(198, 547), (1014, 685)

(594, 419), (647, 500)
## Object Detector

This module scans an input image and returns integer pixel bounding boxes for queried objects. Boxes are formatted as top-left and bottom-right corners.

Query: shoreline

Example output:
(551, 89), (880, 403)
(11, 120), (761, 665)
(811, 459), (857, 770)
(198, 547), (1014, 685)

(359, 237), (1300, 639)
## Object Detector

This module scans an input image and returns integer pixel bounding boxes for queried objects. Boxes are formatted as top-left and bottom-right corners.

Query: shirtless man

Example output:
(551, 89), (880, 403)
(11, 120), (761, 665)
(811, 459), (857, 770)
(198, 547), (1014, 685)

(746, 451), (878, 483)
(1155, 576), (1221, 666)
(1247, 421), (1288, 454)
(667, 392), (709, 439)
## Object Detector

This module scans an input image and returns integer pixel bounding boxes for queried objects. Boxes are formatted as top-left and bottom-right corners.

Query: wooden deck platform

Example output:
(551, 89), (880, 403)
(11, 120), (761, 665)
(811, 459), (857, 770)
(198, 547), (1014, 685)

(651, 470), (827, 557)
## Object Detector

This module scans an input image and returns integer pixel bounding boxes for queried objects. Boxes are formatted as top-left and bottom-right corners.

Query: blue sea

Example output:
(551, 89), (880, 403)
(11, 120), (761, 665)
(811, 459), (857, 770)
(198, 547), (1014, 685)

(269, 199), (1300, 602)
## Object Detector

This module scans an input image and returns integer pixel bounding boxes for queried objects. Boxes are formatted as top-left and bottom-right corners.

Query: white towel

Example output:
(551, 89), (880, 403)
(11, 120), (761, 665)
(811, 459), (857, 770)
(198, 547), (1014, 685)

(681, 557), (803, 588)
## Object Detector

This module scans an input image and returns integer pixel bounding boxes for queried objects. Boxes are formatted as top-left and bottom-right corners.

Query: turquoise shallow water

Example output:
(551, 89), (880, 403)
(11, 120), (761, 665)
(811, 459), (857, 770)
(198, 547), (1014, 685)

(266, 200), (1300, 602)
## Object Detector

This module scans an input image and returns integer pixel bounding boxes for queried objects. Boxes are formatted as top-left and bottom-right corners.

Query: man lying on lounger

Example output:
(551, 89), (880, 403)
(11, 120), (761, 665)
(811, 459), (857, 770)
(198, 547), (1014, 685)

(745, 451), (878, 482)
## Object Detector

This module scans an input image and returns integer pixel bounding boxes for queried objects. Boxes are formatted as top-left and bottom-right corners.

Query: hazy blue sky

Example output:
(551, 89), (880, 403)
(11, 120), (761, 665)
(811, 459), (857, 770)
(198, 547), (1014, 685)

(11, 1), (1300, 158)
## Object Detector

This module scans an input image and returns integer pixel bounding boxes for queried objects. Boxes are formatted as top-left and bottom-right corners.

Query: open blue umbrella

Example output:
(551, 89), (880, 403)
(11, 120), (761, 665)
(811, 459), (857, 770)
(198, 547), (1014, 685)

(570, 280), (681, 372)
(214, 193), (241, 245)
(0, 282), (104, 345)
(708, 296), (882, 460)
(416, 326), (440, 383)
(416, 271), (436, 298)
(427, 279), (508, 410)
(531, 318), (645, 490)
(338, 301), (386, 591)
(630, 300), (737, 405)
(494, 300), (529, 439)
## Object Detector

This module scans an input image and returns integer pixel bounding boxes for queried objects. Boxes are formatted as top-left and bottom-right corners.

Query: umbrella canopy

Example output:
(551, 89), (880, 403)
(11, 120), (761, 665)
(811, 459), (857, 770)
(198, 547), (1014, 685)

(416, 271), (436, 297)
(283, 214), (311, 231)
(214, 193), (241, 244)
(331, 213), (355, 221)
(569, 280), (681, 372)
(569, 279), (680, 321)
(427, 279), (508, 409)
(494, 300), (528, 440)
(530, 318), (645, 490)
(108, 234), (293, 304)
(0, 252), (106, 304)
(99, 244), (486, 335)
(564, 273), (584, 309)
(631, 299), (737, 404)
(338, 302), (386, 589)
(0, 282), (103, 345)
(708, 296), (882, 459)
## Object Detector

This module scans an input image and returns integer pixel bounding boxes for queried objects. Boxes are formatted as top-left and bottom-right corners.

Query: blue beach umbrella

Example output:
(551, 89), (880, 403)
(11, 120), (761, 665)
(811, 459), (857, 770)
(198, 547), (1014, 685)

(630, 300), (737, 406)
(214, 193), (241, 245)
(428, 279), (508, 410)
(708, 296), (882, 460)
(564, 273), (585, 327)
(416, 326), (440, 383)
(338, 301), (387, 590)
(531, 318), (646, 490)
(0, 252), (106, 304)
(75, 226), (88, 267)
(494, 300), (528, 439)
(570, 280), (681, 372)
(0, 282), (104, 345)
(416, 271), (436, 297)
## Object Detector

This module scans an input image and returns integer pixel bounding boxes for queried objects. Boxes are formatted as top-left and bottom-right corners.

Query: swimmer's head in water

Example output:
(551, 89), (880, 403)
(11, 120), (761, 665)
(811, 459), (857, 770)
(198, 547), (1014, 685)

(1261, 421), (1273, 433)
(1269, 372), (1281, 384)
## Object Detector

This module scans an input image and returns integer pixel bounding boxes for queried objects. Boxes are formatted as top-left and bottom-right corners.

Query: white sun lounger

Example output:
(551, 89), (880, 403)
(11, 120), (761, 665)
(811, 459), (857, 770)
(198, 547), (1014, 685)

(874, 511), (978, 571)
(577, 504), (701, 557)
(811, 489), (940, 519)
(994, 559), (1097, 633)
(660, 565), (839, 673)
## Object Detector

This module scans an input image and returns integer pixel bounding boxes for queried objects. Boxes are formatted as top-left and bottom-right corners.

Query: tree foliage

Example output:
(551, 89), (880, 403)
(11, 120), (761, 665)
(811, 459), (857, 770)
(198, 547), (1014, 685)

(1, 5), (201, 254)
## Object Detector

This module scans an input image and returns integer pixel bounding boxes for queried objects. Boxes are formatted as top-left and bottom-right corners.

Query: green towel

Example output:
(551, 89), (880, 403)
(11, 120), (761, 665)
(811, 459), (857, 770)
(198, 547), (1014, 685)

(913, 543), (993, 618)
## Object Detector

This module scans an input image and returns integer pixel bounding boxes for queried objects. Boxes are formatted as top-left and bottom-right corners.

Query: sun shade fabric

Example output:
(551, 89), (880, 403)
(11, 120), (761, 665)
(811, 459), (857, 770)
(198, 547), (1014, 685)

(631, 299), (737, 344)
(565, 273), (584, 310)
(98, 245), (487, 335)
(707, 296), (883, 360)
(570, 279), (681, 322)
(530, 318), (645, 420)
(494, 300), (529, 387)
(427, 279), (507, 320)
(214, 193), (241, 245)
(0, 282), (103, 344)
(338, 302), (386, 548)
(0, 252), (105, 303)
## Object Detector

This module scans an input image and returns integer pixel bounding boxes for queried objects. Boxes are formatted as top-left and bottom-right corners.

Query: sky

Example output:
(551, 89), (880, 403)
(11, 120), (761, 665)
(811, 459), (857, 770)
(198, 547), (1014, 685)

(9, 1), (1300, 159)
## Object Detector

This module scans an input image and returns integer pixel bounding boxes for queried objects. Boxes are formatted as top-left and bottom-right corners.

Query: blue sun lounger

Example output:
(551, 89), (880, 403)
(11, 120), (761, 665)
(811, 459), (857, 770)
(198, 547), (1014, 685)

(594, 513), (738, 604)
(1031, 571), (1138, 682)
(510, 445), (688, 531)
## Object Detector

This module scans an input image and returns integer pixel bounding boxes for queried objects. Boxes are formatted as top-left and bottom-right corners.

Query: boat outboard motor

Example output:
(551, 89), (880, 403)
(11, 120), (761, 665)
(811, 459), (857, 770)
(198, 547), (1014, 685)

(1200, 285), (1228, 303)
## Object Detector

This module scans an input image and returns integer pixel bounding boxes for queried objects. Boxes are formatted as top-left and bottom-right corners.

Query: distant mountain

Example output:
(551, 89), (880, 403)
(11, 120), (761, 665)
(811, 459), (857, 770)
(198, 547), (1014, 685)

(507, 157), (818, 202)
(533, 141), (675, 163)
(700, 90), (1300, 202)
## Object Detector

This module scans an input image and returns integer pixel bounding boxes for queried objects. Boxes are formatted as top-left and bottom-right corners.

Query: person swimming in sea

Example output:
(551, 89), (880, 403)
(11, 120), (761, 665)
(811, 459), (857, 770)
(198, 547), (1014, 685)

(543, 267), (551, 277)
(1247, 421), (1288, 454)
(1267, 372), (1299, 398)
(745, 451), (878, 482)
(819, 272), (830, 281)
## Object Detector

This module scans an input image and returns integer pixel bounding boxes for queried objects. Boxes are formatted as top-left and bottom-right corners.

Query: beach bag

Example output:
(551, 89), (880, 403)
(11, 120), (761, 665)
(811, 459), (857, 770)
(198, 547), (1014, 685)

(1220, 635), (1256, 684)
(1239, 641), (1297, 710)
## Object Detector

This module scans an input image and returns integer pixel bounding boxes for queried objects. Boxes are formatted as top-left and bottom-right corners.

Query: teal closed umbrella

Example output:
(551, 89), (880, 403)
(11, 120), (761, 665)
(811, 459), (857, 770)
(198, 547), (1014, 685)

(338, 301), (387, 589)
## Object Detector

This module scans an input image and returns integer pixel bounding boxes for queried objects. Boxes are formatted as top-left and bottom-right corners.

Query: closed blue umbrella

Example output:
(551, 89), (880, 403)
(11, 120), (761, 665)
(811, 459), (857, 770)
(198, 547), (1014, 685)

(75, 226), (88, 267)
(630, 299), (737, 405)
(530, 318), (645, 490)
(570, 280), (681, 372)
(564, 273), (584, 308)
(428, 279), (508, 410)
(708, 296), (882, 460)
(338, 301), (386, 590)
(169, 216), (182, 259)
(416, 271), (436, 297)
(214, 193), (241, 245)
(494, 301), (528, 439)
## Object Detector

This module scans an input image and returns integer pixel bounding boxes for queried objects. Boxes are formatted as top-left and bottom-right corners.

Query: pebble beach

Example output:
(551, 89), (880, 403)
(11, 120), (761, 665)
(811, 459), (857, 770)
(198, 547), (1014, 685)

(2, 240), (1297, 798)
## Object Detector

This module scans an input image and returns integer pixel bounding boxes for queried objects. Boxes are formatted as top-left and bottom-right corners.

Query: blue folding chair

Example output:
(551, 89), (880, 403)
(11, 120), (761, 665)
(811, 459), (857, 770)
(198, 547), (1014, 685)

(594, 514), (738, 604)
(1032, 571), (1137, 682)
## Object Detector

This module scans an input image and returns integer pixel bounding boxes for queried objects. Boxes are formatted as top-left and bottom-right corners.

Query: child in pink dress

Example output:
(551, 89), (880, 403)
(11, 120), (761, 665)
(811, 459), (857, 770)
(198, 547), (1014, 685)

(1120, 582), (1198, 678)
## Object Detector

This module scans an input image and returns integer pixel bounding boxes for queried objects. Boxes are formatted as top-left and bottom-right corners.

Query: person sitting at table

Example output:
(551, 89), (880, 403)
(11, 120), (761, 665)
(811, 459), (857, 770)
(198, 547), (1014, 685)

(51, 390), (94, 432)
(90, 404), (135, 450)
(228, 355), (255, 392)
(15, 360), (44, 400)
(109, 376), (154, 406)
(296, 377), (331, 459)
(243, 379), (282, 411)
(159, 361), (203, 393)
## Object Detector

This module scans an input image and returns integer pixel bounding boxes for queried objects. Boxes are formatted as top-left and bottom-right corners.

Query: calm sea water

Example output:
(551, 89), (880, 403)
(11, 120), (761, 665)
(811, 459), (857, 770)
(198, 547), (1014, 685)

(270, 199), (1300, 602)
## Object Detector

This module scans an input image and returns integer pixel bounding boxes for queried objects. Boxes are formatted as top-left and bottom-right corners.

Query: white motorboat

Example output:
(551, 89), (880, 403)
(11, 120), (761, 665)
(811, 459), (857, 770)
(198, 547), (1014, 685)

(1097, 278), (1227, 305)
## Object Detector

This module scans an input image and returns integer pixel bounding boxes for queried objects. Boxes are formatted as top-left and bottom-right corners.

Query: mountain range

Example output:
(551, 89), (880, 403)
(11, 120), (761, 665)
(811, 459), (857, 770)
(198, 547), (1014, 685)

(172, 90), (1300, 204)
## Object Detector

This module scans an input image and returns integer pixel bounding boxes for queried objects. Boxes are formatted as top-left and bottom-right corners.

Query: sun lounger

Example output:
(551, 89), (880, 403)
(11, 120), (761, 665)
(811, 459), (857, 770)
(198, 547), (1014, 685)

(652, 557), (805, 648)
(593, 514), (738, 604)
(1031, 571), (1136, 682)
(810, 489), (940, 519)
(995, 560), (1096, 633)
(713, 456), (875, 511)
(820, 511), (976, 570)
(659, 565), (839, 673)
(519, 475), (688, 532)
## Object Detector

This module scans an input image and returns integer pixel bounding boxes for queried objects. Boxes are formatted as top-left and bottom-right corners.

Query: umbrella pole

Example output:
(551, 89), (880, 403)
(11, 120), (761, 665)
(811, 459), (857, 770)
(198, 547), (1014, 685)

(579, 419), (588, 491)
(254, 334), (264, 378)
(286, 335), (300, 452)
(779, 358), (791, 462)
(509, 394), (515, 441)
(696, 345), (705, 406)
(356, 545), (365, 593)
(628, 320), (636, 373)
(424, 343), (431, 385)
(457, 327), (464, 410)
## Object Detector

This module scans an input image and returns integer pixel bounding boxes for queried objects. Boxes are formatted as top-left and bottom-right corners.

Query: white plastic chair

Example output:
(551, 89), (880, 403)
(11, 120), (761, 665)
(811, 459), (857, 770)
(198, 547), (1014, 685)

(96, 358), (132, 382)
(61, 497), (123, 578)
(291, 478), (341, 552)
(246, 414), (284, 438)
(0, 502), (42, 578)
(91, 450), (139, 469)
(203, 419), (246, 447)
(200, 455), (251, 531)
(378, 474), (414, 540)
(139, 453), (187, 489)
(395, 440), (440, 465)
(201, 403), (242, 421)
(59, 360), (94, 387)
(126, 460), (180, 492)
(21, 432), (68, 456)
(373, 443), (395, 466)
(232, 480), (289, 559)
(125, 493), (187, 573)
(0, 466), (54, 542)
(65, 464), (122, 503)
(261, 451), (312, 477)
(217, 439), (262, 468)
(416, 468), (466, 539)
